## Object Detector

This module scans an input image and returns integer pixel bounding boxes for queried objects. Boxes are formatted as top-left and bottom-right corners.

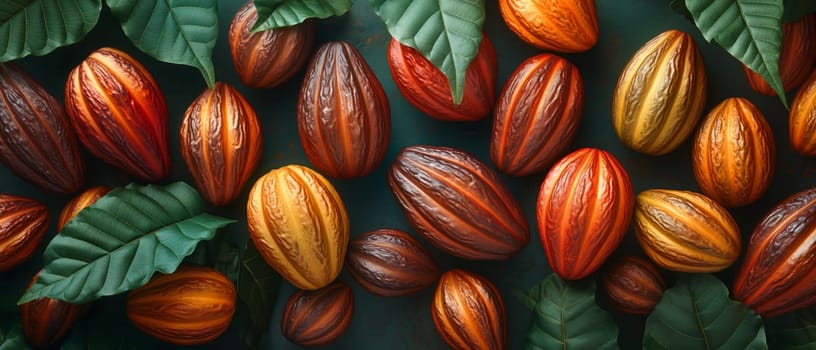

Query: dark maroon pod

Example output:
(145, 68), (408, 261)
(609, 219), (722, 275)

(281, 281), (354, 347)
(599, 256), (665, 315)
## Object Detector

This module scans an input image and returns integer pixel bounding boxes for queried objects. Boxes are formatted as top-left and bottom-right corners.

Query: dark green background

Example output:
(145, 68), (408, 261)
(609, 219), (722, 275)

(1, 0), (810, 349)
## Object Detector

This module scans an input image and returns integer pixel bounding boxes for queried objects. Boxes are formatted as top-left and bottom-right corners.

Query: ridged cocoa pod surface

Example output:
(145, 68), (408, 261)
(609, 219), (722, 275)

(743, 15), (816, 95)
(537, 148), (634, 280)
(599, 256), (665, 315)
(126, 266), (236, 346)
(612, 30), (707, 155)
(491, 53), (583, 176)
(733, 188), (816, 317)
(790, 71), (816, 156)
(346, 229), (439, 296)
(64, 47), (170, 181)
(634, 189), (741, 273)
(0, 194), (48, 271)
(432, 269), (506, 350)
(499, 0), (598, 53)
(387, 34), (497, 121)
(180, 82), (262, 206)
(21, 271), (87, 348)
(298, 41), (390, 179)
(247, 165), (349, 290)
(692, 98), (775, 207)
(281, 281), (354, 347)
(229, 1), (315, 88)
(57, 185), (110, 231)
(388, 145), (529, 260)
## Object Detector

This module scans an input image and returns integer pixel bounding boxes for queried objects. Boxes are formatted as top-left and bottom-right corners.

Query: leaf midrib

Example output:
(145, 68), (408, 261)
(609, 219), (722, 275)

(689, 284), (712, 350)
(161, 0), (212, 83)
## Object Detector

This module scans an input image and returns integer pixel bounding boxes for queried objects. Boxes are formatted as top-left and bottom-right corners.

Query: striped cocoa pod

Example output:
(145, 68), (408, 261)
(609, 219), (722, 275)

(499, 0), (598, 53)
(790, 71), (816, 156)
(57, 185), (109, 230)
(432, 269), (506, 350)
(281, 281), (354, 347)
(599, 256), (665, 315)
(0, 194), (48, 271)
(21, 271), (87, 348)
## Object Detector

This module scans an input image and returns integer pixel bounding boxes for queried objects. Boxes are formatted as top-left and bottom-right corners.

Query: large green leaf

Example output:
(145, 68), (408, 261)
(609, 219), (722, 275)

(251, 0), (353, 31)
(105, 0), (218, 88)
(784, 0), (816, 22)
(685, 0), (787, 107)
(17, 182), (234, 305)
(370, 0), (485, 104)
(237, 240), (282, 349)
(0, 0), (102, 62)
(0, 321), (30, 350)
(516, 275), (619, 350)
(766, 306), (816, 349)
(643, 274), (766, 349)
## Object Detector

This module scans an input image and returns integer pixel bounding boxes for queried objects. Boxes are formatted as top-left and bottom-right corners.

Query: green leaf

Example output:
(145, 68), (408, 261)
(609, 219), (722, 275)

(211, 238), (241, 282)
(0, 321), (31, 350)
(251, 0), (353, 31)
(237, 240), (281, 349)
(517, 275), (619, 350)
(17, 182), (234, 305)
(784, 0), (816, 22)
(105, 0), (218, 88)
(0, 0), (102, 62)
(766, 306), (816, 349)
(370, 0), (485, 104)
(643, 274), (767, 350)
(685, 0), (787, 107)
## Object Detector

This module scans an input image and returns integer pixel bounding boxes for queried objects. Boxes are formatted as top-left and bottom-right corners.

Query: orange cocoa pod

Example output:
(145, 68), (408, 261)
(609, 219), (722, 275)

(790, 71), (816, 156)
(387, 34), (497, 121)
(21, 271), (87, 348)
(180, 82), (262, 206)
(56, 185), (109, 231)
(281, 281), (354, 347)
(229, 1), (315, 88)
(298, 41), (390, 178)
(388, 145), (530, 260)
(432, 269), (506, 350)
(692, 98), (775, 207)
(499, 0), (598, 52)
(743, 15), (816, 95)
(64, 47), (170, 181)
(733, 188), (816, 317)
(126, 266), (236, 346)
(599, 256), (665, 315)
(0, 194), (48, 271)
(0, 63), (84, 194)
(537, 148), (634, 280)
(490, 53), (583, 176)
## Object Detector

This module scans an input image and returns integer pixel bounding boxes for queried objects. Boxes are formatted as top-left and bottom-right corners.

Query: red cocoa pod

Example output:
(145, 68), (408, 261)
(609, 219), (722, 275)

(490, 53), (583, 176)
(599, 256), (665, 315)
(743, 15), (816, 95)
(298, 41), (390, 179)
(229, 1), (315, 88)
(432, 269), (506, 350)
(790, 71), (816, 157)
(733, 188), (816, 317)
(387, 34), (497, 121)
(388, 145), (530, 260)
(281, 281), (354, 347)
(21, 271), (87, 348)
(0, 194), (48, 271)
(0, 63), (84, 194)
(57, 186), (110, 231)
(180, 82), (262, 206)
(346, 229), (439, 296)
(537, 148), (634, 280)
(64, 47), (170, 181)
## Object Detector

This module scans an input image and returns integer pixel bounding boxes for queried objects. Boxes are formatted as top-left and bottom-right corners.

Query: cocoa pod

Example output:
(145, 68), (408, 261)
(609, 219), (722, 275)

(0, 63), (84, 194)
(281, 281), (354, 347)
(64, 47), (170, 181)
(298, 41), (390, 179)
(21, 271), (87, 348)
(599, 256), (665, 315)
(346, 229), (439, 296)
(743, 15), (816, 95)
(790, 70), (816, 156)
(491, 53), (583, 176)
(0, 194), (48, 271)
(57, 186), (109, 231)
(499, 0), (598, 52)
(388, 145), (529, 260)
(432, 269), (506, 350)
(180, 82), (262, 206)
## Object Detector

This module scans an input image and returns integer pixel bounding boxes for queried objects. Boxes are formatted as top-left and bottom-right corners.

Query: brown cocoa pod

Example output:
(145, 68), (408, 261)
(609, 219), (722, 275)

(281, 281), (354, 347)
(0, 63), (84, 194)
(599, 256), (665, 315)
(743, 15), (816, 95)
(57, 185), (109, 231)
(298, 41), (391, 179)
(790, 70), (816, 156)
(21, 271), (87, 348)
(0, 194), (48, 271)
(388, 145), (530, 260)
(499, 0), (598, 53)
(180, 82), (262, 206)
(229, 1), (315, 88)
(346, 229), (439, 296)
(64, 47), (170, 181)
(432, 269), (506, 350)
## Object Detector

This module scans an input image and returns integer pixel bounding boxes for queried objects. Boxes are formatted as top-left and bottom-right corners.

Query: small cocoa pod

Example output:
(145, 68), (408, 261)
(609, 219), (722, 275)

(126, 266), (236, 346)
(387, 34), (497, 121)
(228, 1), (315, 88)
(21, 271), (87, 348)
(298, 41), (390, 178)
(281, 281), (354, 347)
(743, 14), (816, 95)
(57, 185), (109, 231)
(432, 269), (506, 350)
(499, 0), (598, 52)
(346, 229), (439, 296)
(64, 47), (170, 181)
(599, 256), (665, 315)
(0, 194), (48, 271)
(388, 145), (529, 260)
(180, 82), (262, 206)
(490, 53), (583, 176)
(790, 71), (816, 156)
